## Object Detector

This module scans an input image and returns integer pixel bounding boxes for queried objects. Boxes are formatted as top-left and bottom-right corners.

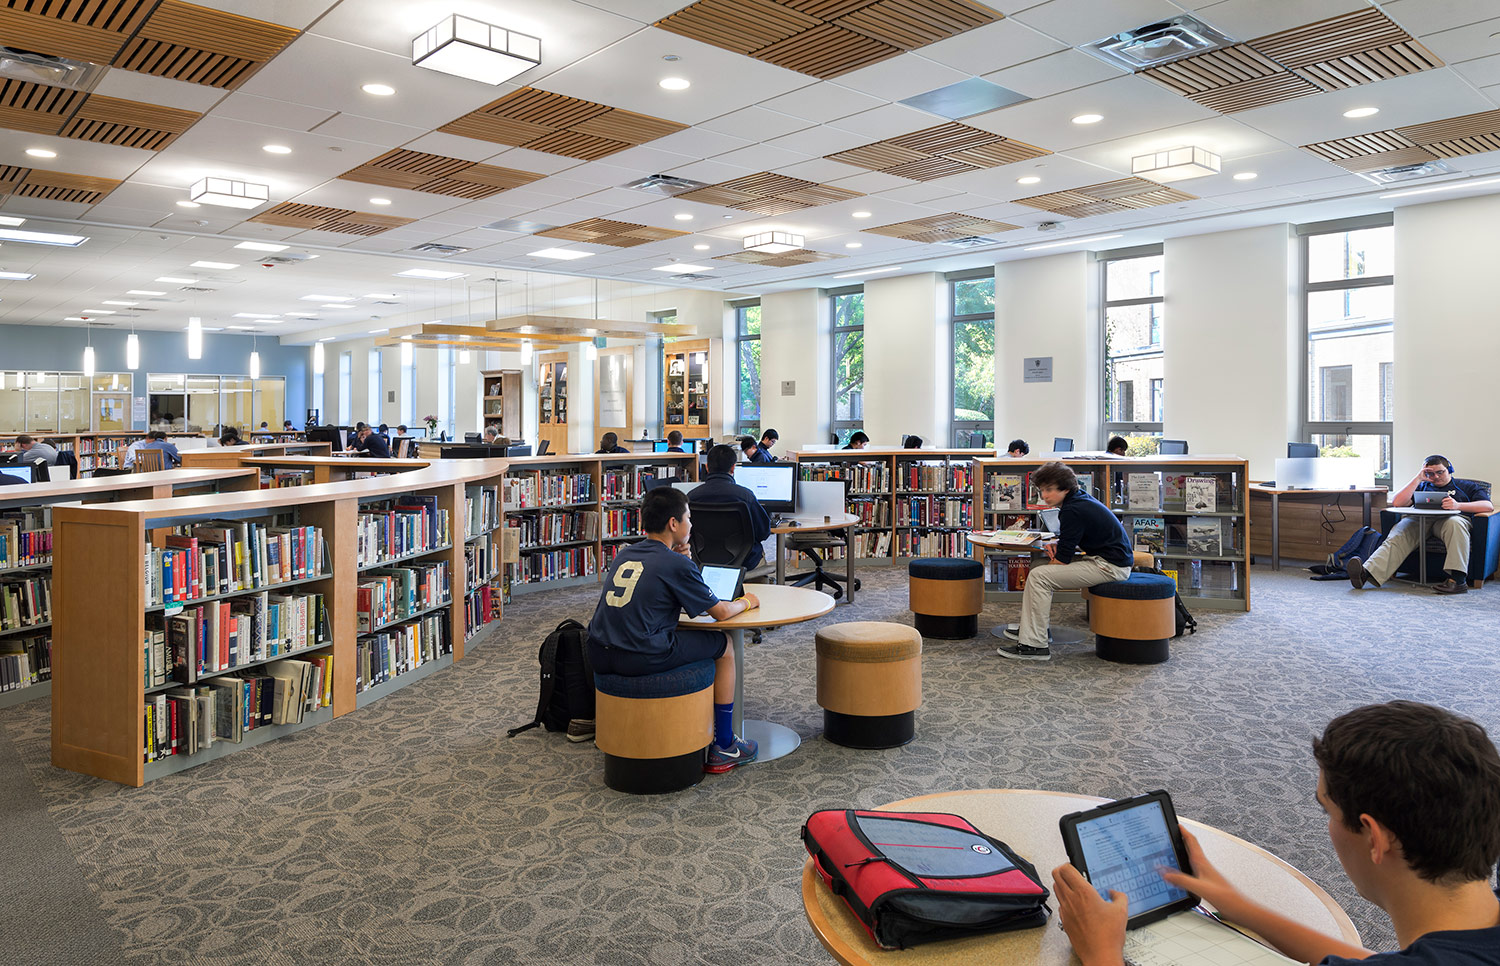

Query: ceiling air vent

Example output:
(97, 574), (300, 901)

(408, 243), (470, 255)
(1357, 160), (1456, 185)
(1084, 16), (1235, 71)
(178, 286), (216, 293)
(939, 236), (998, 248)
(0, 46), (107, 92)
(622, 174), (709, 195)
(670, 272), (714, 281)
(1035, 221), (1064, 233)
(371, 300), (401, 305)
(261, 253), (317, 264)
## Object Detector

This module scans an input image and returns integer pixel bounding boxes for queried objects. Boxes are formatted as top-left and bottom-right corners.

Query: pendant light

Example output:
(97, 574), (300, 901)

(126, 328), (140, 370)
(249, 333), (261, 380)
(82, 324), (96, 378)
(187, 316), (203, 360)
(313, 340), (326, 374)
(520, 340), (532, 365)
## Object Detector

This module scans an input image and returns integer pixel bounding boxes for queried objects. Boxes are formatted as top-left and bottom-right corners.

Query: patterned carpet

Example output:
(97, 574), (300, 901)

(3, 564), (1499, 965)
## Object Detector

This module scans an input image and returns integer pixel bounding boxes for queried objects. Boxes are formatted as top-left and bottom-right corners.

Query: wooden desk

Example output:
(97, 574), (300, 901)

(0, 467), (258, 510)
(774, 513), (860, 604)
(679, 583), (834, 763)
(179, 441), (332, 468)
(1249, 485), (1387, 570)
(803, 788), (1359, 966)
(240, 455), (430, 485)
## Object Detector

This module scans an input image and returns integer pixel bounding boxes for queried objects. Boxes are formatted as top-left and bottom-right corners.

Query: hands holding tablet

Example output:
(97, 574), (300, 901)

(1052, 862), (1129, 966)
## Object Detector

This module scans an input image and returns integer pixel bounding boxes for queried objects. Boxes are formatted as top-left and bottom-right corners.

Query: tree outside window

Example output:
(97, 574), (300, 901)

(952, 277), (994, 446)
(831, 290), (864, 443)
(736, 303), (761, 437)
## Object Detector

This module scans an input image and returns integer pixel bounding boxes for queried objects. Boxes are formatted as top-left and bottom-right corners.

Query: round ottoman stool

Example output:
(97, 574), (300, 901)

(908, 557), (984, 639)
(815, 622), (923, 749)
(1084, 573), (1177, 664)
(594, 659), (714, 794)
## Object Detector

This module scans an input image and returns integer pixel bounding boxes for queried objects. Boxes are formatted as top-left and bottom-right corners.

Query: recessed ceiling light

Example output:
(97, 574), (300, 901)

(528, 248), (593, 260)
(651, 263), (710, 272)
(364, 292), (399, 299)
(233, 312), (280, 319)
(1023, 233), (1124, 251)
(191, 260), (239, 269)
(833, 266), (901, 279)
(227, 325), (259, 330)
(64, 317), (89, 321)
(176, 201), (201, 208)
(25, 148), (56, 159)
(317, 336), (337, 342)
(852, 211), (872, 218)
(394, 268), (468, 279)
(362, 83), (396, 96)
(1343, 107), (1379, 119)
(234, 241), (289, 252)
(0, 271), (36, 281)
(1071, 113), (1104, 124)
(845, 242), (862, 248)
(370, 197), (392, 205)
(156, 276), (196, 284)
(82, 309), (116, 314)
(1233, 172), (1258, 181)
(369, 327), (389, 334)
(673, 213), (693, 221)
(0, 228), (87, 247)
(302, 294), (352, 302)
(262, 144), (292, 154)
(101, 300), (137, 306)
(1017, 176), (1041, 185)
(320, 303), (349, 309)
(659, 77), (690, 91)
(692, 244), (710, 251)
(127, 289), (165, 295)
(0, 216), (24, 226)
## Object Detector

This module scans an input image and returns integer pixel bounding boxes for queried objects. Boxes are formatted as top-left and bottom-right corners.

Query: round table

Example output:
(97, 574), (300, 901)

(1385, 506), (1461, 585)
(802, 788), (1360, 965)
(965, 533), (1087, 645)
(679, 583), (835, 763)
(773, 512), (861, 604)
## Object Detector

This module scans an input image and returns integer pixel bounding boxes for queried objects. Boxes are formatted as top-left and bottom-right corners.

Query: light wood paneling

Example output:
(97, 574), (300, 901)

(439, 88), (687, 160)
(863, 212), (1020, 241)
(827, 121), (1049, 181)
(677, 171), (863, 214)
(535, 217), (691, 248)
(249, 202), (415, 234)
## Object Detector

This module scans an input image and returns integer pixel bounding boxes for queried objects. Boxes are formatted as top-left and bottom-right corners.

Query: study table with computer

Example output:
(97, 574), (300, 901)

(1250, 446), (1388, 569)
(720, 462), (860, 604)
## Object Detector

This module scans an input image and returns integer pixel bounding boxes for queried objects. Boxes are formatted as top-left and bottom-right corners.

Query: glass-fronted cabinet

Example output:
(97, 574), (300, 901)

(663, 339), (712, 439)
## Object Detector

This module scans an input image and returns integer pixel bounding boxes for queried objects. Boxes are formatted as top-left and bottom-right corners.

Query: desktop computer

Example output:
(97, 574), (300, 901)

(734, 462), (797, 522)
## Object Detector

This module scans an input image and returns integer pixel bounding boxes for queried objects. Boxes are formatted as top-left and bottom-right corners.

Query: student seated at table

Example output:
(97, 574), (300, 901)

(690, 444), (773, 570)
(759, 428), (780, 461)
(842, 431), (869, 451)
(347, 425), (391, 458)
(903, 435), (923, 449)
(596, 432), (629, 454)
(999, 461), (1132, 662)
(1106, 436), (1129, 456)
(588, 486), (761, 774)
(739, 435), (771, 464)
(1053, 700), (1500, 966)
(282, 420), (295, 431)
(124, 431), (181, 469)
(483, 425), (501, 443)
(1348, 454), (1493, 595)
(666, 430), (685, 453)
(9, 435), (58, 465)
(1007, 438), (1030, 458)
(219, 428), (243, 447)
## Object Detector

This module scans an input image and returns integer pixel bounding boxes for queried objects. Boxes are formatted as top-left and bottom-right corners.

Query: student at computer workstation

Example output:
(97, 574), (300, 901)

(596, 432), (629, 454)
(689, 444), (772, 570)
(666, 430), (685, 453)
(842, 431), (869, 450)
(1007, 439), (1030, 458)
(347, 425), (391, 458)
(1106, 436), (1129, 456)
(758, 428), (780, 461)
(739, 435), (772, 464)
(8, 435), (59, 465)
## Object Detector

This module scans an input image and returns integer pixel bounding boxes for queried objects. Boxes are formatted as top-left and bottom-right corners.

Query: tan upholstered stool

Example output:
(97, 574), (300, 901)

(908, 558), (984, 638)
(1133, 550), (1156, 570)
(594, 659), (714, 794)
(1083, 573), (1178, 664)
(815, 622), (923, 748)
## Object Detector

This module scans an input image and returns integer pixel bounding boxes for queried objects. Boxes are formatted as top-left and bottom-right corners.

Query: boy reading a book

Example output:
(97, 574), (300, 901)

(1053, 700), (1500, 966)
(587, 486), (761, 774)
(999, 462), (1132, 662)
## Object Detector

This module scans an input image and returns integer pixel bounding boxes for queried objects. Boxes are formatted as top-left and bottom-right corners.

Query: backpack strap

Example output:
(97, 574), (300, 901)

(507, 619), (571, 737)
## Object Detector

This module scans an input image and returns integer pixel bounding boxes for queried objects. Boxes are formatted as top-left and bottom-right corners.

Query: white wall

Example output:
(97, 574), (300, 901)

(1395, 194), (1500, 488)
(1165, 224), (1298, 478)
(994, 252), (1100, 452)
(759, 288), (829, 450)
(863, 272), (947, 445)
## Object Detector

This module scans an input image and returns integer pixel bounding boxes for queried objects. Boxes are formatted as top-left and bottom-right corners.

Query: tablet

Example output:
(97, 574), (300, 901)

(1058, 790), (1197, 929)
(699, 564), (743, 602)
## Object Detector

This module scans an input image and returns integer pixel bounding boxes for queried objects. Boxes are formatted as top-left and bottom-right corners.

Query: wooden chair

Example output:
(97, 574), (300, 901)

(134, 448), (165, 473)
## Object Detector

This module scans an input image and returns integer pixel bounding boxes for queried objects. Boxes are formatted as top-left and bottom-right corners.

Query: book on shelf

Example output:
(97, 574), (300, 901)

(464, 484), (501, 538)
(146, 522), (324, 607)
(1186, 517), (1223, 557)
(1184, 477), (1217, 513)
(1131, 516), (1166, 555)
(356, 500), (451, 566)
(146, 591), (329, 685)
(0, 508), (52, 569)
(983, 553), (1033, 591)
(1127, 473), (1160, 510)
(358, 562), (450, 632)
(514, 546), (598, 584)
(507, 509), (599, 548)
(357, 612), (450, 692)
(146, 656), (333, 762)
(987, 474), (1023, 511)
(1025, 473), (1051, 510)
(502, 470), (591, 509)
(0, 634), (49, 691)
(1163, 474), (1186, 507)
(0, 573), (50, 632)
(464, 585), (496, 640)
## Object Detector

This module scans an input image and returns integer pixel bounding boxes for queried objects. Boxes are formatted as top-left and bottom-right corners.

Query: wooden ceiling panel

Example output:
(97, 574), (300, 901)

(656, 0), (820, 54)
(453, 164), (545, 191)
(784, 0), (879, 17)
(1396, 109), (1500, 145)
(54, 93), (200, 150)
(12, 169), (122, 204)
(250, 202), (411, 234)
(1250, 8), (1411, 70)
(1299, 107), (1500, 169)
(338, 151), (544, 199)
(881, 156), (977, 181)
(1424, 136), (1500, 159)
(889, 121), (995, 154)
(752, 22), (898, 77)
(535, 218), (691, 248)
(837, 0), (997, 50)
(478, 88), (608, 128)
(521, 130), (628, 161)
(947, 139), (1048, 168)
(1327, 147), (1439, 173)
(0, 6), (131, 64)
(0, 79), (84, 136)
(439, 88), (684, 159)
(1013, 178), (1196, 218)
(132, 0), (300, 60)
(865, 212), (1020, 240)
(358, 149), (472, 179)
(827, 122), (1050, 180)
(4, 0), (156, 33)
(1301, 131), (1417, 162)
(1188, 73), (1322, 114)
(438, 113), (553, 147)
(714, 248), (844, 267)
(1142, 45), (1283, 95)
(1292, 43), (1443, 91)
(675, 171), (862, 214)
(672, 186), (761, 207)
(826, 143), (927, 169)
(571, 109), (689, 146)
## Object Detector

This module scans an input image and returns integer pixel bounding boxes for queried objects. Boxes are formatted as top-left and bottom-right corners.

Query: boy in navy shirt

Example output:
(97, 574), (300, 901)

(1053, 701), (1500, 966)
(1000, 461), (1133, 662)
(1349, 454), (1494, 594)
(588, 486), (762, 773)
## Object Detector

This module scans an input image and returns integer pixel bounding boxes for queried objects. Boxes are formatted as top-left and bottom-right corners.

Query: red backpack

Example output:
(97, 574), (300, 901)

(802, 809), (1051, 949)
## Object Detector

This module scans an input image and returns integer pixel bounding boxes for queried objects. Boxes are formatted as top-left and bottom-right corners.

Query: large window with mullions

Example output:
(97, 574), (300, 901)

(950, 274), (995, 447)
(830, 287), (864, 445)
(1101, 247), (1164, 453)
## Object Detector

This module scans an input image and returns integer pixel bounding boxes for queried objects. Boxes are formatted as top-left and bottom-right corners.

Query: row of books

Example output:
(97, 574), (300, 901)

(983, 553), (1034, 592)
(465, 539), (500, 592)
(985, 472), (1095, 511)
(357, 563), (450, 634)
(144, 591), (330, 686)
(800, 462), (890, 493)
(896, 529), (968, 558)
(464, 585), (496, 641)
(601, 540), (640, 568)
(1, 575), (50, 631)
(896, 462), (972, 492)
(1123, 473), (1237, 512)
(513, 547), (598, 584)
(1129, 516), (1236, 557)
(503, 471), (592, 509)
(601, 506), (639, 540)
(143, 657), (333, 762)
(0, 635), (49, 692)
(601, 465), (679, 503)
(356, 498), (451, 567)
(465, 484), (501, 538)
(356, 613), (451, 692)
(508, 510), (599, 549)
(895, 496), (973, 529)
(0, 509), (51, 570)
(268, 470), (307, 488)
(146, 522), (325, 606)
(847, 498), (889, 527)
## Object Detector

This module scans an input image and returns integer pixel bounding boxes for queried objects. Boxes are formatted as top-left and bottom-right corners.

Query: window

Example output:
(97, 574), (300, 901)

(368, 349), (382, 426)
(1102, 248), (1165, 451)
(0, 371), (132, 433)
(734, 301), (761, 437)
(1302, 218), (1393, 484)
(338, 352), (351, 426)
(400, 348), (415, 428)
(144, 374), (283, 434)
(830, 288), (864, 444)
(951, 275), (994, 446)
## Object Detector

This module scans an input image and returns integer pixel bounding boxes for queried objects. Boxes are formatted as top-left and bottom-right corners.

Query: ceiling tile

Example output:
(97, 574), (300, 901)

(711, 143), (813, 171)
(186, 0), (337, 31)
(310, 113), (429, 147)
(826, 170), (914, 193)
(290, 180), (469, 219)
(649, 127), (755, 159)
(93, 69), (230, 113)
(484, 147), (586, 175)
(826, 104), (945, 139)
(208, 93), (338, 131)
(1359, 0), (1498, 38)
(965, 75), (1221, 151)
(775, 158), (870, 183)
(399, 132), (512, 163)
(1194, 0), (1369, 40)
(595, 143), (700, 174)
(1061, 116), (1291, 177)
(1232, 69), (1495, 145)
(0, 137), (155, 181)
(764, 125), (875, 157)
(663, 158), (761, 183)
(1009, 0), (1188, 47)
(916, 18), (1069, 76)
(759, 84), (886, 124)
(1414, 15), (1500, 63)
(696, 107), (812, 141)
(827, 52), (972, 103)
(982, 49), (1128, 99)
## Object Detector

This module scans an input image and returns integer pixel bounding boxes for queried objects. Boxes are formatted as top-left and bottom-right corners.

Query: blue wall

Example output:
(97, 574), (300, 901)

(1, 324), (309, 431)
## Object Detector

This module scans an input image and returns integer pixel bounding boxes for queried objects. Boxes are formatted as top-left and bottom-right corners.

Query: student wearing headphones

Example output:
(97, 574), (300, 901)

(1349, 455), (1493, 594)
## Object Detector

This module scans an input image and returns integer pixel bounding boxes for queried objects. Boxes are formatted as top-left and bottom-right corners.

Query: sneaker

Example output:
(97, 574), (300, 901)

(565, 719), (595, 743)
(1347, 556), (1378, 589)
(1003, 625), (1053, 644)
(705, 735), (758, 773)
(996, 643), (1052, 662)
(1433, 577), (1468, 595)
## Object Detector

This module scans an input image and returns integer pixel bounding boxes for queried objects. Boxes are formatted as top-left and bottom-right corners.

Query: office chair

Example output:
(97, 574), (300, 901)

(536, 439), (551, 457)
(464, 433), (482, 444)
(966, 431), (986, 448)
(1052, 437), (1074, 452)
(785, 529), (859, 600)
(394, 438), (412, 459)
(830, 432), (839, 445)
(687, 502), (758, 571)
(56, 450), (79, 479)
(1287, 442), (1319, 458)
(135, 448), (166, 473)
(1158, 439), (1189, 455)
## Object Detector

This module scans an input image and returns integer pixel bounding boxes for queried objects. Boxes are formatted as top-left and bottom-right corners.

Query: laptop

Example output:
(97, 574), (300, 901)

(1412, 489), (1451, 508)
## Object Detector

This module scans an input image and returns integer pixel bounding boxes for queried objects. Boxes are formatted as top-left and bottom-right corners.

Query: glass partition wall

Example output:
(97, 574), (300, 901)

(0, 371), (134, 433)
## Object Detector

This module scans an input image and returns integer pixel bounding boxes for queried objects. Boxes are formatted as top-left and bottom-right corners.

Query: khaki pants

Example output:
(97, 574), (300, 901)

(1363, 514), (1471, 584)
(1018, 557), (1132, 647)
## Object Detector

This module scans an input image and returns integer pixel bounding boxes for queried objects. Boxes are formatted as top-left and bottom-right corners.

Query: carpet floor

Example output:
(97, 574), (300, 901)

(3, 564), (1498, 965)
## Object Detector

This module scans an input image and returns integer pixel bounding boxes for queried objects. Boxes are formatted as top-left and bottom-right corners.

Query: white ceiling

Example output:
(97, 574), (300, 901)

(1, 0), (1499, 343)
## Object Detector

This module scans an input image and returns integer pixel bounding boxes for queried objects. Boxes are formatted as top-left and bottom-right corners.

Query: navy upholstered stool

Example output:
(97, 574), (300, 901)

(815, 622), (923, 749)
(907, 557), (984, 639)
(1084, 573), (1178, 664)
(594, 659), (714, 794)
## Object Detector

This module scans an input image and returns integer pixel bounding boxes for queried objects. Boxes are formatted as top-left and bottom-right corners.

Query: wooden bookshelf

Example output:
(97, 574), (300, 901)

(178, 440), (332, 468)
(663, 339), (712, 439)
(238, 456), (429, 487)
(501, 452), (699, 595)
(537, 354), (568, 457)
(0, 468), (260, 712)
(0, 432), (213, 473)
(481, 369), (523, 441)
(50, 459), (512, 785)
(974, 456), (1251, 611)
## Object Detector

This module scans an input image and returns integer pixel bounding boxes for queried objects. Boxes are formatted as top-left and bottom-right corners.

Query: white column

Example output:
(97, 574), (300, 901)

(759, 288), (830, 450)
(863, 272), (946, 445)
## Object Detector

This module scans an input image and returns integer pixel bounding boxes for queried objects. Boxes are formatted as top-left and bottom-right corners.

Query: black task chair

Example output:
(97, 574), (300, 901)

(689, 502), (774, 641)
(785, 529), (860, 601)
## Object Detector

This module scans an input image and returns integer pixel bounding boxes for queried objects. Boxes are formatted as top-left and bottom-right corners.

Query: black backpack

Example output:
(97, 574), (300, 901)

(508, 619), (595, 737)
(1308, 526), (1384, 581)
(1132, 565), (1197, 637)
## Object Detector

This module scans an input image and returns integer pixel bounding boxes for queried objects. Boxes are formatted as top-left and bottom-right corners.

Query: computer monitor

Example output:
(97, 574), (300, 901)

(0, 464), (34, 484)
(506, 444), (532, 457)
(1053, 437), (1074, 452)
(734, 462), (797, 514)
(1158, 439), (1189, 455)
(305, 426), (340, 446)
(653, 440), (670, 452)
(535, 439), (551, 457)
(464, 433), (483, 444)
(1287, 442), (1319, 458)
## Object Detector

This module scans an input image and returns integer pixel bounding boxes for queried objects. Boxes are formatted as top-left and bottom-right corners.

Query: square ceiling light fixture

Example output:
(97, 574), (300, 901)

(413, 15), (541, 85)
(189, 178), (270, 209)
(743, 231), (804, 254)
(1131, 146), (1221, 182)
